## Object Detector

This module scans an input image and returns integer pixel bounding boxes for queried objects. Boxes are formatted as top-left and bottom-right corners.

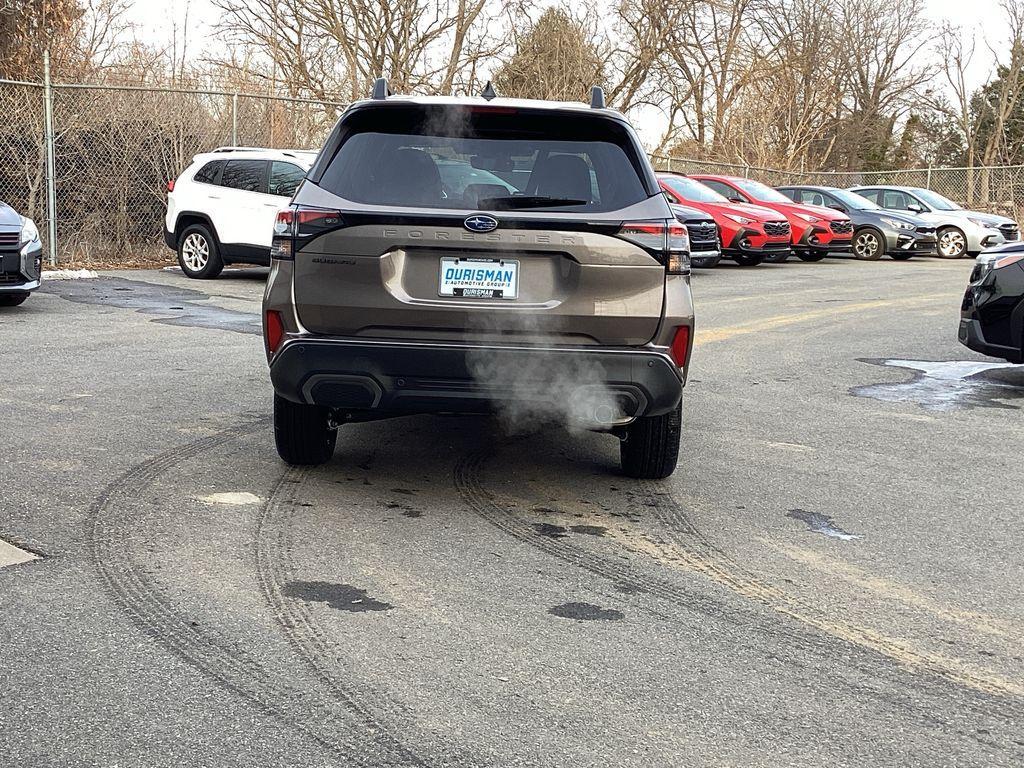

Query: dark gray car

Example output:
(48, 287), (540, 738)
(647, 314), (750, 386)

(262, 84), (694, 479)
(0, 201), (43, 306)
(777, 186), (936, 260)
(670, 203), (721, 267)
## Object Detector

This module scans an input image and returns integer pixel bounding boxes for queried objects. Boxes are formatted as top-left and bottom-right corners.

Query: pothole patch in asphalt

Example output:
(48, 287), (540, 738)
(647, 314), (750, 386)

(851, 359), (1024, 411)
(283, 581), (394, 613)
(548, 602), (625, 621)
(787, 509), (862, 541)
(42, 277), (260, 334)
(0, 537), (40, 568)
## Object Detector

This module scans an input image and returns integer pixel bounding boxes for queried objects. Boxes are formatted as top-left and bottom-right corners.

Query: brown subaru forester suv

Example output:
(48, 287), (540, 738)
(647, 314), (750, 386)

(262, 83), (694, 478)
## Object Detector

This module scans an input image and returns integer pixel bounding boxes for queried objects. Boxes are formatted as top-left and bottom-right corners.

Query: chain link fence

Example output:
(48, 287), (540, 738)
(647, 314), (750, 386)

(0, 78), (344, 266)
(2, 82), (1023, 268)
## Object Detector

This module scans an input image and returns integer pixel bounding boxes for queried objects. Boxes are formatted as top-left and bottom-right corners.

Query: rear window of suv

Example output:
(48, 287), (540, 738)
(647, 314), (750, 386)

(316, 105), (651, 212)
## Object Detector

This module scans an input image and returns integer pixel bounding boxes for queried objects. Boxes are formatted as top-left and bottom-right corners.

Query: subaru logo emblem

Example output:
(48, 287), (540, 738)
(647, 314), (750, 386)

(464, 214), (498, 233)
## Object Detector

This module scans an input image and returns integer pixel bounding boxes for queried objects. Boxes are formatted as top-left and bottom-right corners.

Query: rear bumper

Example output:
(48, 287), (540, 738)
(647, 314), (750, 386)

(163, 225), (176, 250)
(269, 338), (686, 422)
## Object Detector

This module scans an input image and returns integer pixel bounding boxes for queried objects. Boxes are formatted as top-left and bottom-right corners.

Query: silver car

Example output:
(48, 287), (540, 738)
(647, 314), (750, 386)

(0, 201), (43, 306)
(850, 185), (1020, 258)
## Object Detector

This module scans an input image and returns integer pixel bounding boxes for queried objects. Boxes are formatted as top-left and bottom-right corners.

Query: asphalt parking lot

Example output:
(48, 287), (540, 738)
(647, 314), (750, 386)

(2, 258), (1023, 767)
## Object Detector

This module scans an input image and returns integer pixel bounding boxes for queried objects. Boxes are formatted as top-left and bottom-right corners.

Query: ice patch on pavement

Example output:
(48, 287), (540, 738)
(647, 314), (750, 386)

(787, 509), (862, 541)
(851, 359), (1024, 411)
(200, 492), (263, 505)
(0, 538), (39, 568)
(42, 269), (98, 280)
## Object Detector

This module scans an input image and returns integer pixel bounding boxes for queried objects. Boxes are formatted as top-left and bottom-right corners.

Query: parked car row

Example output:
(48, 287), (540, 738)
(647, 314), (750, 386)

(659, 173), (1021, 267)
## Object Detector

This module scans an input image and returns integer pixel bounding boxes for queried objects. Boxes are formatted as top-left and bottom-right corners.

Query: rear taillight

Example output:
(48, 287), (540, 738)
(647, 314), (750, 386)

(166, 179), (175, 193)
(264, 310), (285, 355)
(617, 220), (690, 274)
(669, 325), (691, 368)
(271, 205), (344, 261)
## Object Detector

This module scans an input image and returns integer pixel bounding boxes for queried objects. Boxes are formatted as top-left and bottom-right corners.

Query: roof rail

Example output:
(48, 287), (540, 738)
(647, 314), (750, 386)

(481, 81), (497, 101)
(372, 77), (390, 100)
(210, 146), (270, 153)
(590, 86), (606, 109)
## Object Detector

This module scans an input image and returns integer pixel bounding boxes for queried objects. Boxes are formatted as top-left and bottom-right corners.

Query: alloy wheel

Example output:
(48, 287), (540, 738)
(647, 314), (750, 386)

(181, 233), (210, 272)
(853, 231), (881, 260)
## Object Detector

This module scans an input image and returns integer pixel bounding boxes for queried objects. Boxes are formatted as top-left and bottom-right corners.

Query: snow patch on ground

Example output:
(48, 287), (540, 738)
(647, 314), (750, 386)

(42, 269), (98, 280)
(199, 491), (264, 506)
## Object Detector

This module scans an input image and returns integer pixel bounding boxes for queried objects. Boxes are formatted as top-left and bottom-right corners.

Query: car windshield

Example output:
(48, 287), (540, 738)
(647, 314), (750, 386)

(733, 178), (791, 203)
(913, 188), (961, 211)
(830, 189), (881, 210)
(661, 176), (730, 203)
(317, 107), (650, 212)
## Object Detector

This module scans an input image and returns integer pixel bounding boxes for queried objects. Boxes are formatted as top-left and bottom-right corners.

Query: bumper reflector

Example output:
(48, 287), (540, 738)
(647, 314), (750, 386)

(669, 325), (690, 368)
(264, 310), (285, 354)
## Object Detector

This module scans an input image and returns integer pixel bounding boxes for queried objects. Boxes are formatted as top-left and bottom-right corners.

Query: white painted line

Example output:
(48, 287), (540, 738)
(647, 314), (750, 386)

(0, 539), (38, 568)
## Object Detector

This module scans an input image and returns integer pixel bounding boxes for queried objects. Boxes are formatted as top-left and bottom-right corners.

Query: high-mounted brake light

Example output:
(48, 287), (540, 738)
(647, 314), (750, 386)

(166, 179), (175, 193)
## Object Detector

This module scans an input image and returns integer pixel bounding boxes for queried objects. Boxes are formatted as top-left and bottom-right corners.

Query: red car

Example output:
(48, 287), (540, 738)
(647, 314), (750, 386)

(691, 174), (854, 262)
(658, 174), (791, 267)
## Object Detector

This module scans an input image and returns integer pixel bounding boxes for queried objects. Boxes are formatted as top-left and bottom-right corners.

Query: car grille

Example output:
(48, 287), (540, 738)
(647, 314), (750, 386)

(829, 220), (853, 235)
(763, 221), (791, 237)
(0, 231), (20, 249)
(686, 221), (719, 252)
(0, 271), (25, 285)
(916, 226), (936, 235)
(999, 223), (1020, 241)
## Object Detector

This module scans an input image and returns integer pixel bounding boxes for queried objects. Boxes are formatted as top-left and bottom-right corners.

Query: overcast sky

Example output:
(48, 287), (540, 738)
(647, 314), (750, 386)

(126, 0), (1012, 91)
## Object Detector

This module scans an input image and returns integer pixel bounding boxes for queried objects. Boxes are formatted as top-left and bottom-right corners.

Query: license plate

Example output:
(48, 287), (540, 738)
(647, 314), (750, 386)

(439, 257), (519, 299)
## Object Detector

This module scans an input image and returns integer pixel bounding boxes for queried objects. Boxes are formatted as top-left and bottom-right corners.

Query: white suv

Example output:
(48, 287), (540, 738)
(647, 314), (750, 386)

(164, 147), (316, 278)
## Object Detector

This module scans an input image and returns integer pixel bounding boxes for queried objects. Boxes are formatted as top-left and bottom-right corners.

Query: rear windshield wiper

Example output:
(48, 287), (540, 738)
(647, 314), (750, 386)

(480, 195), (588, 210)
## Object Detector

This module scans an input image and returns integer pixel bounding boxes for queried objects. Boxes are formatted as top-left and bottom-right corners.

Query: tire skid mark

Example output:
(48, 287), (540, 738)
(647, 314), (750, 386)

(87, 420), (416, 765)
(642, 482), (1024, 704)
(456, 444), (1021, 729)
(256, 466), (431, 768)
(454, 446), (754, 630)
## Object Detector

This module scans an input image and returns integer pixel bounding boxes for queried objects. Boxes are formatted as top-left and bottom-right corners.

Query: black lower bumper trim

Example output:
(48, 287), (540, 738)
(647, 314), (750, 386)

(959, 318), (1022, 363)
(270, 339), (685, 419)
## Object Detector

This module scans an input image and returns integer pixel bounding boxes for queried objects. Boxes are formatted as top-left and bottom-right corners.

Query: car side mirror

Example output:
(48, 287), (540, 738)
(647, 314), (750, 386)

(828, 204), (847, 212)
(907, 203), (924, 213)
(729, 196), (745, 204)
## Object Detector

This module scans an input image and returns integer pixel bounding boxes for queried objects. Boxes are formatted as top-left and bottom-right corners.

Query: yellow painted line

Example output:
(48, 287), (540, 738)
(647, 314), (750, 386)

(774, 542), (1021, 641)
(695, 293), (959, 347)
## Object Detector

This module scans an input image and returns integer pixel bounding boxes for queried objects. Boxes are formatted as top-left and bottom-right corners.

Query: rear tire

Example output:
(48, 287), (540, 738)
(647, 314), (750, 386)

(177, 223), (224, 279)
(274, 394), (337, 466)
(731, 253), (763, 267)
(797, 251), (826, 262)
(852, 227), (884, 260)
(620, 403), (681, 479)
(0, 293), (29, 307)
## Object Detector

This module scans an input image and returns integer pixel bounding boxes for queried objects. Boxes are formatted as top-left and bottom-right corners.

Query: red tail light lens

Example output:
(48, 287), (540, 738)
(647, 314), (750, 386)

(617, 220), (690, 274)
(264, 310), (285, 354)
(166, 179), (175, 193)
(271, 206), (344, 260)
(669, 325), (691, 368)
